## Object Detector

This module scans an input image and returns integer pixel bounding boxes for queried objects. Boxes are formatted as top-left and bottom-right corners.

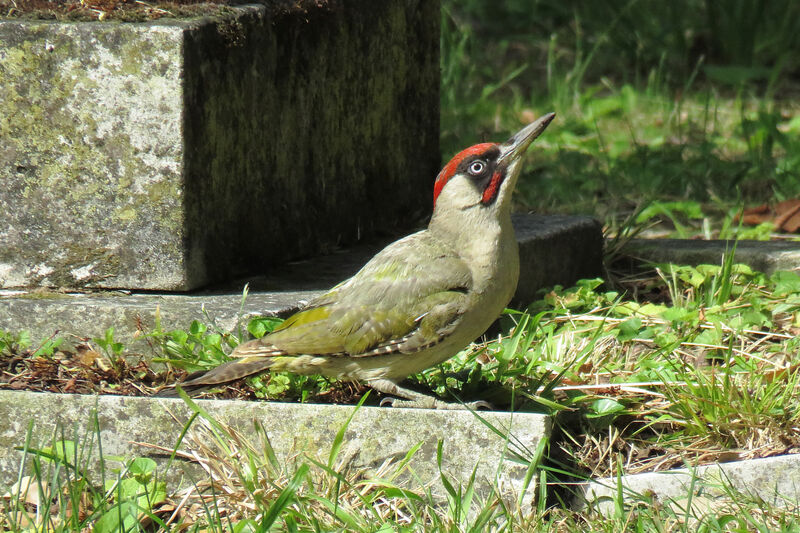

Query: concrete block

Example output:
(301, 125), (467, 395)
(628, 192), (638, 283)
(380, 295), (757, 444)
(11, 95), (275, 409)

(0, 289), (317, 348)
(512, 214), (603, 304)
(576, 454), (800, 514)
(0, 215), (603, 349)
(0, 390), (551, 505)
(621, 239), (800, 274)
(0, 1), (440, 290)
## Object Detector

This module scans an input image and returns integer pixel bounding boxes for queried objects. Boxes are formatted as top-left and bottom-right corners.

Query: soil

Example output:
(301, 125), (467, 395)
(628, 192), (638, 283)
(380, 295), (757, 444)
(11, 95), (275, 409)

(0, 345), (366, 403)
(1, 0), (331, 22)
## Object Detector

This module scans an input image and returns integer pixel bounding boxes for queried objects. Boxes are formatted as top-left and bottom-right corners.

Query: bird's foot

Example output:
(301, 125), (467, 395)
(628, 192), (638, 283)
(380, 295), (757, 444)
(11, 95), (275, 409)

(379, 396), (492, 410)
(369, 378), (492, 410)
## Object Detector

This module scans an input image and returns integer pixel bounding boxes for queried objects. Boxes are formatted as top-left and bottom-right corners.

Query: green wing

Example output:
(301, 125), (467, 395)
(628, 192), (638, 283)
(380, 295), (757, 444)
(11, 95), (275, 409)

(245, 232), (473, 358)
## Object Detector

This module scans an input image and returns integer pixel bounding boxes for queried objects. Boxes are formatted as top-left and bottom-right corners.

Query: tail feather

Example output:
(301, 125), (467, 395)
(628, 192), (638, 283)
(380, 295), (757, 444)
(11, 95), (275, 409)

(183, 357), (277, 387)
(155, 357), (278, 397)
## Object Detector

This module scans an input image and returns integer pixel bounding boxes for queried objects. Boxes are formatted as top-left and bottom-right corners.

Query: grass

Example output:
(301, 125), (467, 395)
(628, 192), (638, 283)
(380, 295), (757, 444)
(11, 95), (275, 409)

(441, 0), (800, 239)
(2, 369), (799, 531)
(4, 258), (800, 530)
(433, 1), (800, 507)
(5, 0), (800, 529)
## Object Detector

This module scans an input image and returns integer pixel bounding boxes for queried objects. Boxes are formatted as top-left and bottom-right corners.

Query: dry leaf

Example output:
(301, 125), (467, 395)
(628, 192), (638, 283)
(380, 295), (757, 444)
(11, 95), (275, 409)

(3, 476), (48, 507)
(737, 199), (800, 232)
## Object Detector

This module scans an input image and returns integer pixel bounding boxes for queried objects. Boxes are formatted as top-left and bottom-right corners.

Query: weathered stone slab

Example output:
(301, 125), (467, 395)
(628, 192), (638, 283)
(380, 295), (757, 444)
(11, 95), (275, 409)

(621, 239), (800, 274)
(0, 390), (551, 505)
(576, 454), (800, 514)
(0, 289), (318, 348)
(513, 214), (603, 304)
(0, 215), (603, 349)
(0, 1), (440, 290)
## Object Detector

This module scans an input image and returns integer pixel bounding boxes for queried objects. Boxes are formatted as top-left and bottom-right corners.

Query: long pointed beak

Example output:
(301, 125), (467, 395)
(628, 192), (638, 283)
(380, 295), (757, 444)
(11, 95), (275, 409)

(499, 112), (555, 164)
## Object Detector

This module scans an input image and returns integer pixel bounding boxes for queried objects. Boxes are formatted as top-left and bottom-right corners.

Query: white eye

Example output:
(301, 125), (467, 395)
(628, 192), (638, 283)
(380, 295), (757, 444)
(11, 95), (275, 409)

(468, 160), (486, 175)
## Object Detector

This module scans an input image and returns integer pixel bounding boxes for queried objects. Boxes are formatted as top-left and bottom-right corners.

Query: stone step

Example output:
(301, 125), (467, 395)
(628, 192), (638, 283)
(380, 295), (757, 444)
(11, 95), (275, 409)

(0, 1), (439, 290)
(575, 453), (800, 515)
(0, 390), (551, 508)
(620, 238), (800, 274)
(0, 214), (602, 349)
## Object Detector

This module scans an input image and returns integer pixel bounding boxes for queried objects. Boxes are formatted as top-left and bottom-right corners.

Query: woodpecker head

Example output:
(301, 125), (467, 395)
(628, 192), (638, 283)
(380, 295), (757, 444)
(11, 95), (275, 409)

(431, 113), (555, 217)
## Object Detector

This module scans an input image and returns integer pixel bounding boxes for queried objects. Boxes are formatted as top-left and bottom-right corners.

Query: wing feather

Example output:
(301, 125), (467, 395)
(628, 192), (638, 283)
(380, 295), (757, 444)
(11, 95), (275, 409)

(233, 231), (472, 359)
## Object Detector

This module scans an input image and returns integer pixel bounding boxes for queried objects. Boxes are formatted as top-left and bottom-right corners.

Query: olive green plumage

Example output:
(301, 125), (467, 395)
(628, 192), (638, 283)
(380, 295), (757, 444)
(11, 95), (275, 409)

(181, 231), (474, 385)
(175, 113), (556, 406)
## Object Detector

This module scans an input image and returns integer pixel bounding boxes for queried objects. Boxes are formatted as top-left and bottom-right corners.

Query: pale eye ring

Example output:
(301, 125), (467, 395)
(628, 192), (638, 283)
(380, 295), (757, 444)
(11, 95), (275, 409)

(468, 160), (486, 175)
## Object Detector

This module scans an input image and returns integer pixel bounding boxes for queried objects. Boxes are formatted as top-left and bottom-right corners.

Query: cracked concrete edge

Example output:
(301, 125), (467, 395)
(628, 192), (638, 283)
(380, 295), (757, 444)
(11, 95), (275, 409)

(574, 453), (800, 514)
(0, 390), (551, 505)
(620, 239), (800, 274)
(0, 214), (603, 349)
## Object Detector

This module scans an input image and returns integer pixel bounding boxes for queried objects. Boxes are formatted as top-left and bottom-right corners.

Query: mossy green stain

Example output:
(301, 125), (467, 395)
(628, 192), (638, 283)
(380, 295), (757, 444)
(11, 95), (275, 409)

(15, 290), (74, 300)
(0, 23), (186, 287)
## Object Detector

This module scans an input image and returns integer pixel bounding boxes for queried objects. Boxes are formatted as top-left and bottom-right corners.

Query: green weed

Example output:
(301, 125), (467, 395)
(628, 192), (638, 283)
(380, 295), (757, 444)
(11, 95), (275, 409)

(441, 0), (800, 238)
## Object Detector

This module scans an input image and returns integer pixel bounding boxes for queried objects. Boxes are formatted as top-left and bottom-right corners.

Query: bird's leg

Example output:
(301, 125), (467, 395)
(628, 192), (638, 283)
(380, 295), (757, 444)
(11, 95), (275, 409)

(368, 379), (492, 410)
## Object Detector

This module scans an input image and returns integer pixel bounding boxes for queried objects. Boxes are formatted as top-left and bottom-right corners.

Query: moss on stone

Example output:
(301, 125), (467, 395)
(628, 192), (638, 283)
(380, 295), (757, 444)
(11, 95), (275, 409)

(0, 19), (187, 289)
(1, 1), (440, 290)
(13, 289), (74, 300)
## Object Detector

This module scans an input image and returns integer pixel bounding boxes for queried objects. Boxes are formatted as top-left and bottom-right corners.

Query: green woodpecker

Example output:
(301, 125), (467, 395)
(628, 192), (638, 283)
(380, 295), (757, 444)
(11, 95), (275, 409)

(176, 113), (555, 407)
